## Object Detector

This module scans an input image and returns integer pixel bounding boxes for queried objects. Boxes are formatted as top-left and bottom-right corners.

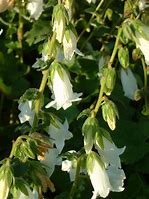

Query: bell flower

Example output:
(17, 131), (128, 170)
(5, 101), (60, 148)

(41, 148), (61, 177)
(0, 0), (14, 13)
(18, 100), (35, 126)
(27, 0), (43, 20)
(64, 0), (73, 20)
(52, 5), (67, 43)
(45, 63), (82, 110)
(107, 166), (126, 192)
(0, 178), (9, 199)
(120, 68), (138, 100)
(16, 187), (38, 199)
(87, 152), (111, 199)
(135, 25), (149, 65)
(47, 119), (73, 154)
(95, 136), (125, 168)
(61, 159), (77, 181)
(63, 28), (83, 60)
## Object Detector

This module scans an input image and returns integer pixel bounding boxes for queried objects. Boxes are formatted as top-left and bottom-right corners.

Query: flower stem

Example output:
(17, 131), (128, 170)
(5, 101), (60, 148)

(30, 34), (56, 133)
(92, 78), (106, 117)
(93, 27), (122, 116)
(78, 0), (105, 41)
(141, 58), (149, 115)
(69, 157), (82, 199)
(108, 27), (122, 68)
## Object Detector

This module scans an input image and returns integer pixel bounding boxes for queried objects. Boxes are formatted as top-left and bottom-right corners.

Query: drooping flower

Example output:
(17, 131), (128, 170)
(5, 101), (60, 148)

(18, 100), (35, 126)
(52, 5), (67, 43)
(16, 187), (38, 199)
(61, 159), (77, 181)
(107, 166), (126, 192)
(95, 136), (125, 168)
(41, 148), (61, 177)
(135, 25), (149, 65)
(86, 152), (111, 199)
(27, 0), (43, 20)
(63, 28), (83, 60)
(0, 178), (9, 199)
(47, 119), (73, 154)
(45, 62), (82, 110)
(0, 0), (14, 13)
(120, 67), (138, 100)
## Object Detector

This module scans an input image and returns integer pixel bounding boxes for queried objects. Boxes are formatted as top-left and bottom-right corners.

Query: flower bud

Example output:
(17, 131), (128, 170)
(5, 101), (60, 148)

(102, 100), (119, 130)
(52, 4), (68, 43)
(132, 48), (141, 61)
(82, 117), (99, 153)
(101, 67), (116, 96)
(118, 46), (129, 69)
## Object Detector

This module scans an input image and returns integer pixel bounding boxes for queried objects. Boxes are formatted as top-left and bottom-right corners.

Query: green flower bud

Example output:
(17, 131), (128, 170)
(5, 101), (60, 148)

(102, 100), (119, 130)
(82, 117), (99, 153)
(118, 46), (129, 69)
(132, 48), (141, 61)
(52, 4), (68, 43)
(101, 68), (116, 95)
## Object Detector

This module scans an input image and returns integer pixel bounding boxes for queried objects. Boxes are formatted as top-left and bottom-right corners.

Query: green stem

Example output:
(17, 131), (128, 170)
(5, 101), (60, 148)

(108, 27), (122, 68)
(17, 0), (25, 64)
(69, 157), (82, 199)
(78, 0), (105, 41)
(30, 34), (56, 133)
(141, 58), (149, 114)
(93, 27), (122, 116)
(93, 79), (106, 117)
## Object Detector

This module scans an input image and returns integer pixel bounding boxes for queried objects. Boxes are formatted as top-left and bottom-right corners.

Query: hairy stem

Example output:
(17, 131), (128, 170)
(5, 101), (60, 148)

(30, 34), (56, 133)
(69, 157), (82, 199)
(93, 27), (122, 116)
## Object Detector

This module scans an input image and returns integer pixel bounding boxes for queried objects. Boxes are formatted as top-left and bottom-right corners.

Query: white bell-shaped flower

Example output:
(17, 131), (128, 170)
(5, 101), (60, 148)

(95, 136), (125, 168)
(46, 63), (82, 110)
(52, 5), (67, 43)
(63, 29), (82, 60)
(107, 166), (126, 192)
(16, 187), (38, 199)
(135, 25), (149, 65)
(47, 119), (73, 154)
(61, 159), (77, 181)
(120, 68), (138, 100)
(0, 178), (9, 199)
(18, 100), (35, 126)
(41, 148), (61, 177)
(27, 0), (43, 20)
(87, 152), (111, 199)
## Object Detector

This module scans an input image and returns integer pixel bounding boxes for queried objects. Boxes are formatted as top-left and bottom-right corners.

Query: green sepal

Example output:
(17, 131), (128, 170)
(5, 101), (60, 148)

(118, 46), (129, 69)
(19, 88), (39, 104)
